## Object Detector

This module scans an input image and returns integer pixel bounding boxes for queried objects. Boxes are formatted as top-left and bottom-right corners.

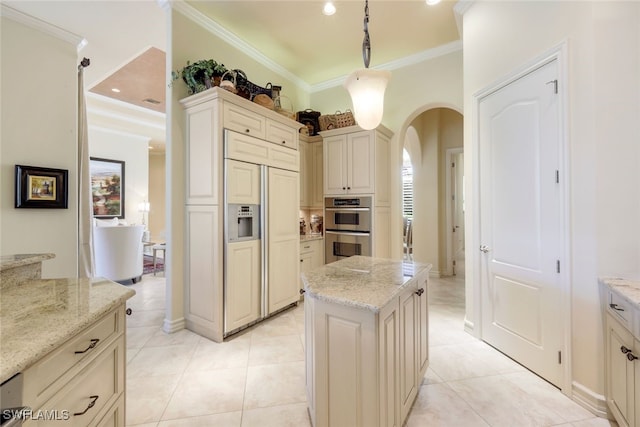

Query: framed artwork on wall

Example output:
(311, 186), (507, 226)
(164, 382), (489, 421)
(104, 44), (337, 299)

(15, 165), (69, 209)
(90, 157), (125, 219)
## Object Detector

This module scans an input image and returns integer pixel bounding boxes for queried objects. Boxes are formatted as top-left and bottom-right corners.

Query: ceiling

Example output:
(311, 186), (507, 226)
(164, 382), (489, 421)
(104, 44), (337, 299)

(3, 0), (461, 149)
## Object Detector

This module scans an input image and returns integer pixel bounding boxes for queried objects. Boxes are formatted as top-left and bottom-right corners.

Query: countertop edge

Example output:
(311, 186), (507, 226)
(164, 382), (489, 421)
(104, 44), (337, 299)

(600, 276), (640, 308)
(0, 283), (135, 384)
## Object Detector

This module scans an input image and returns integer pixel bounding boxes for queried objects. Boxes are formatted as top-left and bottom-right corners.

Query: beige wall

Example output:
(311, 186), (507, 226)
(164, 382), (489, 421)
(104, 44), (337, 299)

(406, 108), (462, 276)
(148, 151), (166, 243)
(0, 17), (78, 278)
(462, 0), (640, 403)
(89, 127), (150, 226)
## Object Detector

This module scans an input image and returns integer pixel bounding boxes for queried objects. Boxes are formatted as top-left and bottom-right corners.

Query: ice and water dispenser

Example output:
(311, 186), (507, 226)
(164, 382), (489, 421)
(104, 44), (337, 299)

(227, 204), (260, 242)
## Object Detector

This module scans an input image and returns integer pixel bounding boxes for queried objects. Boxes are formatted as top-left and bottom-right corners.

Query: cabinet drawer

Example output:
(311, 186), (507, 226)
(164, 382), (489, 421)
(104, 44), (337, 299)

(267, 119), (298, 150)
(224, 102), (266, 138)
(269, 143), (299, 172)
(608, 290), (633, 329)
(24, 337), (124, 427)
(24, 308), (123, 410)
(95, 395), (124, 427)
(225, 130), (269, 165)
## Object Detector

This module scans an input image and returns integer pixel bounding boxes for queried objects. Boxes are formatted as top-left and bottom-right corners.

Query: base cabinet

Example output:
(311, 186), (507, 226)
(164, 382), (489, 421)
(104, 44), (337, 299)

(603, 283), (640, 427)
(306, 277), (428, 427)
(300, 239), (324, 290)
(23, 307), (126, 427)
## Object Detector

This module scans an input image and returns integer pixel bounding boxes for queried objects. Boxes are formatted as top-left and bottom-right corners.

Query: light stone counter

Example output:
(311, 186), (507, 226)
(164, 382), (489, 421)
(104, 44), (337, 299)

(601, 277), (640, 307)
(0, 267), (135, 383)
(302, 255), (432, 313)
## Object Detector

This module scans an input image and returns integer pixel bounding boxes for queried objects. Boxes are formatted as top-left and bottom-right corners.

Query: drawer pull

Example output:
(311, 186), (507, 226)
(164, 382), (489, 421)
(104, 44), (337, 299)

(75, 338), (99, 354)
(281, 140), (286, 144)
(621, 346), (632, 354)
(74, 395), (99, 416)
(610, 303), (625, 311)
(415, 288), (425, 297)
(299, 289), (306, 295)
(628, 353), (639, 362)
(245, 129), (250, 133)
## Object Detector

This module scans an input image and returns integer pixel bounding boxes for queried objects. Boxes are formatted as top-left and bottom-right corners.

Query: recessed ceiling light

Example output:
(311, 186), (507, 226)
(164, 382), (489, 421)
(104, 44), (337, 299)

(323, 2), (336, 16)
(426, 0), (441, 5)
(111, 88), (121, 93)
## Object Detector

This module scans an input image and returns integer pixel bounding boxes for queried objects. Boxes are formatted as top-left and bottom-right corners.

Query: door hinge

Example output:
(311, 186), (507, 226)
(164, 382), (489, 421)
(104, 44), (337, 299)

(555, 170), (559, 184)
(547, 79), (558, 94)
(558, 351), (562, 364)
(556, 260), (561, 273)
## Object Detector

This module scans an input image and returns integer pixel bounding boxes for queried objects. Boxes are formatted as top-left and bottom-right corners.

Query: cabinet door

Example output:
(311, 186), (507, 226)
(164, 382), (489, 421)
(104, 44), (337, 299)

(185, 205), (223, 342)
(300, 249), (313, 290)
(606, 313), (635, 427)
(310, 239), (324, 268)
(268, 168), (300, 314)
(347, 131), (375, 194)
(416, 278), (429, 378)
(399, 289), (418, 422)
(225, 240), (261, 333)
(226, 159), (260, 205)
(186, 102), (221, 205)
(379, 295), (400, 427)
(324, 135), (348, 195)
(311, 141), (324, 208)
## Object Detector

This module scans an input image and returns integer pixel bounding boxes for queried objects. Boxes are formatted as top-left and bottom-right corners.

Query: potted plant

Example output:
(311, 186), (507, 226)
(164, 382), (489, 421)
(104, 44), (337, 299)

(172, 59), (227, 94)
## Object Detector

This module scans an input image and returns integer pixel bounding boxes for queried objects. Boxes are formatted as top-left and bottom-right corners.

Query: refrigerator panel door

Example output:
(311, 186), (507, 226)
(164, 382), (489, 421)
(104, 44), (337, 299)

(226, 159), (261, 205)
(267, 167), (300, 314)
(224, 239), (262, 333)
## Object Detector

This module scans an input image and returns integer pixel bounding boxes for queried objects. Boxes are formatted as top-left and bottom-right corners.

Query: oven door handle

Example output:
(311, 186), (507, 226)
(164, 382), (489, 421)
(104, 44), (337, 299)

(325, 207), (370, 212)
(326, 230), (371, 237)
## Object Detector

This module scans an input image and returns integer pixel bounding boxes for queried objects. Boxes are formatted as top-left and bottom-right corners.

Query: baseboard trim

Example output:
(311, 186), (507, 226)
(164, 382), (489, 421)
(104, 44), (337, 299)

(464, 317), (474, 335)
(163, 317), (186, 334)
(571, 381), (609, 419)
(429, 270), (442, 278)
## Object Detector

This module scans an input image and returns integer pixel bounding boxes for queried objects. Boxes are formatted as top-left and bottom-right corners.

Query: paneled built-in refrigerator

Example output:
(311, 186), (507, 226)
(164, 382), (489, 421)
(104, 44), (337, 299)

(223, 146), (300, 336)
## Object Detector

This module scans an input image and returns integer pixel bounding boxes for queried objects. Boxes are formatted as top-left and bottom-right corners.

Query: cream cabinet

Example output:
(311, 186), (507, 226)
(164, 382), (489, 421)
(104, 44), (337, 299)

(225, 240), (261, 333)
(300, 239), (324, 290)
(181, 88), (301, 342)
(603, 282), (640, 427)
(23, 306), (126, 427)
(306, 274), (428, 427)
(321, 125), (391, 201)
(300, 135), (323, 209)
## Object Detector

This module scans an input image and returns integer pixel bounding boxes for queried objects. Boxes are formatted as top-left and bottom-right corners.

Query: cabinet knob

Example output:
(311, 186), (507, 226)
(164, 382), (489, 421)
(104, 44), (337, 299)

(282, 140), (286, 144)
(126, 308), (132, 316)
(347, 187), (351, 190)
(343, 187), (346, 190)
(299, 289), (306, 295)
(629, 352), (639, 362)
(245, 129), (250, 133)
(415, 288), (425, 296)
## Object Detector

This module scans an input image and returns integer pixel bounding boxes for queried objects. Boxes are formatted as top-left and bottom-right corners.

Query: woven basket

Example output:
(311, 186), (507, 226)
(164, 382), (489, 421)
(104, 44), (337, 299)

(335, 110), (356, 128)
(274, 96), (296, 120)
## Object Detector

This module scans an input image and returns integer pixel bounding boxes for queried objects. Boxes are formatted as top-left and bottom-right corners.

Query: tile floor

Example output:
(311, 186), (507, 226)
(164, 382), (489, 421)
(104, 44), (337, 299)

(125, 274), (617, 427)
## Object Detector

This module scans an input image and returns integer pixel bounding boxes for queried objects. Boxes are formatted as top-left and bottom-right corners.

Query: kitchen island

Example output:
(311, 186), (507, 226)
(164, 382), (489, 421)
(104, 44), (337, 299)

(302, 256), (431, 427)
(0, 254), (135, 426)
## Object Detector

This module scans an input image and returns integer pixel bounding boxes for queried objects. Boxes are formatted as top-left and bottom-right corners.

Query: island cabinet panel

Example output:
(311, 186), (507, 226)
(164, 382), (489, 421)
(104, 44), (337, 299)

(379, 297), (400, 427)
(399, 289), (418, 421)
(312, 298), (379, 427)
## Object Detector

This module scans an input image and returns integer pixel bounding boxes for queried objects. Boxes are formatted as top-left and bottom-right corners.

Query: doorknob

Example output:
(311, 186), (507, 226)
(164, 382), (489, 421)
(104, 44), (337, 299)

(480, 245), (490, 253)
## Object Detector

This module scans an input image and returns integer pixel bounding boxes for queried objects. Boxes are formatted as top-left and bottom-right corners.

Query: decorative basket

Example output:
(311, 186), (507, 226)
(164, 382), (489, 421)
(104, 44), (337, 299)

(253, 94), (274, 110)
(220, 70), (238, 94)
(335, 110), (356, 128)
(233, 69), (274, 101)
(274, 96), (296, 120)
(319, 114), (338, 131)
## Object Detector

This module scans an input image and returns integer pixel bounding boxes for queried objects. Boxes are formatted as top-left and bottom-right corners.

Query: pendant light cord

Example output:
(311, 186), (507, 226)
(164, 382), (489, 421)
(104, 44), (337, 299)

(362, 0), (371, 68)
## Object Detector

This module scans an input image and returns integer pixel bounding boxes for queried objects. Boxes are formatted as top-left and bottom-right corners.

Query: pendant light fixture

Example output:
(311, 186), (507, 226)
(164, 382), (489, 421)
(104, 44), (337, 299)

(344, 0), (391, 130)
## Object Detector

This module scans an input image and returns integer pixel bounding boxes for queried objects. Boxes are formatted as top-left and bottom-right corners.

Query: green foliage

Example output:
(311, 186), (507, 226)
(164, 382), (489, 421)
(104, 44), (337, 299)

(171, 59), (228, 94)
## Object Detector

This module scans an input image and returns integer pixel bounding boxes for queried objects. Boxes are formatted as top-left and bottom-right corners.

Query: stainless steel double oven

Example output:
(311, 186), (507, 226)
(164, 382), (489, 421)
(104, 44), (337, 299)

(324, 196), (372, 263)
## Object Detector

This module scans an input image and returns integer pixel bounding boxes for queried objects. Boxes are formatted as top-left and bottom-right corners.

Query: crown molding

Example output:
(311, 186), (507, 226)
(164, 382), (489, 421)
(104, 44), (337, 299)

(0, 3), (87, 51)
(453, 0), (475, 37)
(170, 0), (311, 93)
(310, 40), (463, 93)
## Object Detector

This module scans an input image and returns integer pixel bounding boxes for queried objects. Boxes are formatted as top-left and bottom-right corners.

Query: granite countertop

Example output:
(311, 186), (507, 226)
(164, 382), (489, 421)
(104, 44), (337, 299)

(601, 277), (640, 308)
(302, 256), (432, 313)
(300, 234), (323, 242)
(1, 253), (55, 271)
(0, 277), (136, 383)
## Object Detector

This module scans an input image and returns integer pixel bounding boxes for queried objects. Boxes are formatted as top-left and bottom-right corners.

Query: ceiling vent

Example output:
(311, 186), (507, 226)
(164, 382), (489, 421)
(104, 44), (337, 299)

(143, 98), (161, 105)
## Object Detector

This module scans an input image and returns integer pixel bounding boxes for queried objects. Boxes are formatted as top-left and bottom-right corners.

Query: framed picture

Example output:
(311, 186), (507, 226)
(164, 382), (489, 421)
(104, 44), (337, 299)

(15, 165), (69, 209)
(90, 157), (125, 219)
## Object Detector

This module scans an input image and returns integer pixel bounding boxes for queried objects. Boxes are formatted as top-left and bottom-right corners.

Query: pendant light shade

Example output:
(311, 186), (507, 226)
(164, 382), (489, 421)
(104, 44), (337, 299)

(345, 0), (390, 130)
(344, 68), (391, 130)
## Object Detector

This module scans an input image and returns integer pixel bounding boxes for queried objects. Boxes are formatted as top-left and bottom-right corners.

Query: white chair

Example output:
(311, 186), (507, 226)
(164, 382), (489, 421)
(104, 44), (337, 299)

(94, 225), (144, 282)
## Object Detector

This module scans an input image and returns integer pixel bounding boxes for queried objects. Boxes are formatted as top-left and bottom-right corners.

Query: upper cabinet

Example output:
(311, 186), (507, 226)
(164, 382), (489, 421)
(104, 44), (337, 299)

(321, 126), (392, 204)
(300, 134), (323, 209)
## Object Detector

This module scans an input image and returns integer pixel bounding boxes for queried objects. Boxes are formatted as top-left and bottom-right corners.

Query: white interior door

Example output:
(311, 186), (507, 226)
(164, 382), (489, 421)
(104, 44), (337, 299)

(479, 58), (564, 387)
